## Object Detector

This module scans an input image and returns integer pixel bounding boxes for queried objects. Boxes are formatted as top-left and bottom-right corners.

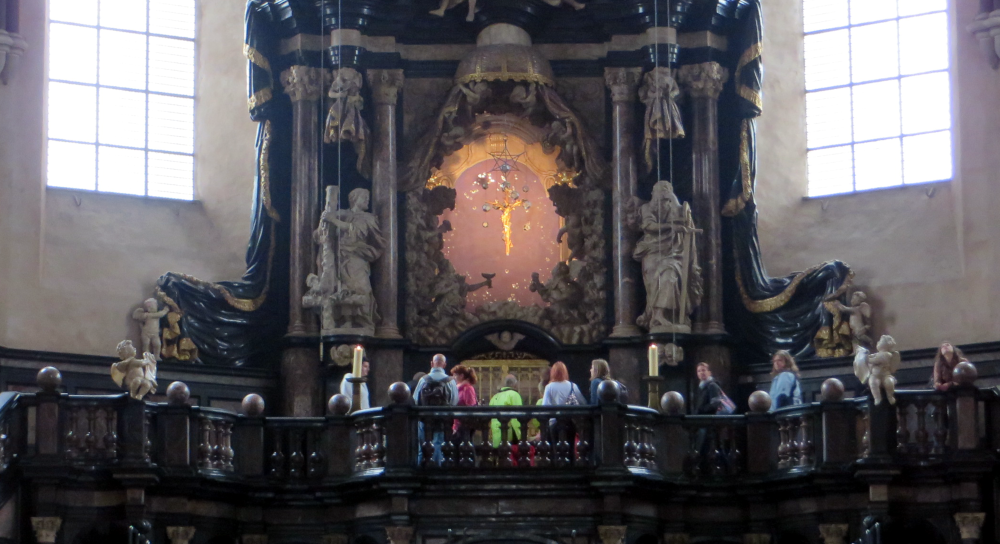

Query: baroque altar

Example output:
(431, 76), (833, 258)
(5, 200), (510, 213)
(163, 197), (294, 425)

(151, 0), (853, 416)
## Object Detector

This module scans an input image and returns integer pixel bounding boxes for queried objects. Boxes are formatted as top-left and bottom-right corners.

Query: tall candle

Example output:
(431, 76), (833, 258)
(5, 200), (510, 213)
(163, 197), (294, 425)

(353, 345), (364, 378)
(648, 343), (659, 377)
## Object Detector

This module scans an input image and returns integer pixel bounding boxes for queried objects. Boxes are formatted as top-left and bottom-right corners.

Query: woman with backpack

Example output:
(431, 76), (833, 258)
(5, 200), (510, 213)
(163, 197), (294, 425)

(694, 362), (736, 415)
(768, 350), (802, 410)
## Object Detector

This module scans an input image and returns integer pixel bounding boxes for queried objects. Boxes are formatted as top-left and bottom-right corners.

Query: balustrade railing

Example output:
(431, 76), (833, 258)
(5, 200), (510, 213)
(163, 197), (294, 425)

(0, 384), (995, 487)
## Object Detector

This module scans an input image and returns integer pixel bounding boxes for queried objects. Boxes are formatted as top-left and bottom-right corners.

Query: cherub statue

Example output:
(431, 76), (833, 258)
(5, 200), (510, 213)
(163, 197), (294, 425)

(549, 184), (585, 261)
(132, 298), (169, 361)
(111, 340), (158, 400)
(854, 335), (900, 406)
(830, 290), (873, 352)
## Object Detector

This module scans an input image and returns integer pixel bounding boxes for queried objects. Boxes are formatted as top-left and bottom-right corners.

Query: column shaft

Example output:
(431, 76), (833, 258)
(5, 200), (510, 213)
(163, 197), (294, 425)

(367, 69), (404, 339)
(678, 62), (728, 335)
(605, 67), (643, 338)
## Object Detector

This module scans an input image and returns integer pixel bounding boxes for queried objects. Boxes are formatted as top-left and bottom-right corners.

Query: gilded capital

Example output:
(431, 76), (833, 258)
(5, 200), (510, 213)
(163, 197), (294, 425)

(954, 512), (986, 540)
(597, 525), (627, 544)
(677, 62), (729, 100)
(281, 66), (326, 102)
(367, 69), (405, 105)
(604, 67), (643, 103)
(385, 526), (415, 544)
(167, 526), (197, 544)
(818, 524), (849, 544)
(31, 517), (62, 544)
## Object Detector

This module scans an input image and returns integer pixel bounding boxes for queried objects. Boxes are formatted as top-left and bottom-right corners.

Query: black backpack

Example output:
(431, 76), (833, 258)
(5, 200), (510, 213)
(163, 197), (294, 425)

(419, 379), (450, 406)
(615, 380), (630, 404)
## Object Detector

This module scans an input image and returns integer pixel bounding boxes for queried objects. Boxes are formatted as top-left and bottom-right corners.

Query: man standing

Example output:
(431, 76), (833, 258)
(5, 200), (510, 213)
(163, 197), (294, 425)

(413, 354), (458, 465)
(340, 359), (370, 410)
(489, 374), (523, 448)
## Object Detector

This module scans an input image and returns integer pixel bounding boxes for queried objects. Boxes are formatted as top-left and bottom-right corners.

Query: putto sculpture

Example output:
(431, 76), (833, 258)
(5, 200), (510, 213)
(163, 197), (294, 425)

(630, 180), (703, 333)
(854, 334), (900, 406)
(304, 186), (385, 336)
(110, 340), (158, 400)
(131, 298), (169, 361)
(832, 290), (873, 353)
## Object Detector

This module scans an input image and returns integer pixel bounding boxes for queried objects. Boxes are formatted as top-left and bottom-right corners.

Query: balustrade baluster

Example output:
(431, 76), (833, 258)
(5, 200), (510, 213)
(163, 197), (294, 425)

(931, 398), (947, 455)
(915, 400), (930, 455)
(212, 420), (224, 469)
(458, 416), (476, 468)
(371, 422), (385, 468)
(441, 420), (457, 468)
(624, 423), (638, 467)
(798, 416), (814, 468)
(222, 421), (234, 471)
(85, 406), (98, 457)
(420, 418), (435, 468)
(516, 417), (531, 468)
(896, 404), (911, 454)
(777, 419), (790, 469)
(499, 418), (513, 468)
(727, 424), (742, 475)
(65, 408), (79, 460)
(576, 417), (591, 467)
(289, 429), (305, 477)
(685, 426), (701, 477)
(270, 431), (286, 479)
(535, 421), (551, 468)
(103, 407), (117, 460)
(860, 411), (871, 458)
(475, 418), (492, 467)
(197, 417), (213, 469)
(642, 425), (656, 470)
(708, 426), (724, 476)
(355, 423), (371, 471)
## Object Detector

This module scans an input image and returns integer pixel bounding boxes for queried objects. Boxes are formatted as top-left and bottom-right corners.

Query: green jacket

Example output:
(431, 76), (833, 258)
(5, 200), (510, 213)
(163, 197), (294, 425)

(489, 388), (523, 447)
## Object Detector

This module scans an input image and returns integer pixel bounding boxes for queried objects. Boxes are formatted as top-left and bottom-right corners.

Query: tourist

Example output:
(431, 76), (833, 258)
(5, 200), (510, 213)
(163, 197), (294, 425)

(339, 359), (370, 410)
(542, 361), (584, 447)
(768, 350), (802, 410)
(489, 374), (523, 448)
(413, 354), (458, 465)
(526, 367), (551, 442)
(588, 358), (610, 405)
(932, 342), (968, 391)
(694, 362), (724, 414)
(407, 371), (427, 393)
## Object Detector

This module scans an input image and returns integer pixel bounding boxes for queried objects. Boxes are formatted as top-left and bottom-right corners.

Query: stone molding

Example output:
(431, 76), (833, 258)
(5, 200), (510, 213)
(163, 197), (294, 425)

(167, 526), (197, 544)
(604, 67), (643, 103)
(954, 512), (985, 540)
(818, 524), (849, 544)
(677, 62), (729, 100)
(367, 69), (405, 105)
(597, 525), (627, 544)
(30, 517), (62, 544)
(281, 66), (326, 102)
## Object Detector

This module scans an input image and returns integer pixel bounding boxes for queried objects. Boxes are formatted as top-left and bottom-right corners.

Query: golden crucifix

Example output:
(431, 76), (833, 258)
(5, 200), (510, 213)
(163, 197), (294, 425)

(483, 176), (530, 256)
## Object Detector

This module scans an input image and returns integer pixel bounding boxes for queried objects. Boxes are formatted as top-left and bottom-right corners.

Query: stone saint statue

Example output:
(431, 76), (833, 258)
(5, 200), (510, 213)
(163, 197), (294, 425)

(305, 186), (385, 336)
(132, 298), (169, 361)
(110, 340), (158, 400)
(854, 335), (900, 406)
(631, 180), (703, 333)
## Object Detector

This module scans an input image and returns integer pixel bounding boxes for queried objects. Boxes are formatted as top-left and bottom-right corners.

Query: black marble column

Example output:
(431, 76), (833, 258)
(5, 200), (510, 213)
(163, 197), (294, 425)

(605, 67), (644, 338)
(367, 69), (404, 340)
(279, 65), (325, 416)
(678, 62), (728, 335)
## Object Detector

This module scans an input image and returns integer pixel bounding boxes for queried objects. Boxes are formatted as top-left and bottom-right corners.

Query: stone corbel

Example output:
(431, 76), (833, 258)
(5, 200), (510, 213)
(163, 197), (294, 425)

(968, 10), (1000, 69)
(677, 62), (729, 100)
(167, 526), (197, 544)
(281, 66), (326, 102)
(386, 526), (415, 544)
(597, 526), (627, 544)
(818, 524), (849, 544)
(30, 517), (62, 544)
(954, 512), (986, 542)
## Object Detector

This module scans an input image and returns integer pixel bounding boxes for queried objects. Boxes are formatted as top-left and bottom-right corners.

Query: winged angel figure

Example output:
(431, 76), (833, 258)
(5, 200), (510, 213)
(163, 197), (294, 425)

(111, 340), (158, 400)
(854, 335), (900, 406)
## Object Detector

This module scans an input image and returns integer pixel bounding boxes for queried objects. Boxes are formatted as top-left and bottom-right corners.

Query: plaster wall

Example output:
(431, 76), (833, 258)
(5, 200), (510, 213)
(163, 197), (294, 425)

(0, 0), (255, 355)
(755, 0), (1000, 350)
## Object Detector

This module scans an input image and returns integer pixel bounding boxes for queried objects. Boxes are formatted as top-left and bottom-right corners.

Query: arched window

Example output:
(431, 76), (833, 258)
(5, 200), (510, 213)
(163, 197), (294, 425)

(804, 0), (952, 196)
(45, 0), (196, 199)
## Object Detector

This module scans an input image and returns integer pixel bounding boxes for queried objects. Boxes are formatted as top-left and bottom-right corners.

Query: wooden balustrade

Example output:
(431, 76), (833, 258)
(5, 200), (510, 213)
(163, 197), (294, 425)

(0, 387), (993, 486)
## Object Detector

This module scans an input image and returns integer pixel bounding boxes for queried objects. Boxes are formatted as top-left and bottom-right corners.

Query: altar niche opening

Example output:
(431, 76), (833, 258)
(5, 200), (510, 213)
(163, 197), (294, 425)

(436, 134), (567, 310)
